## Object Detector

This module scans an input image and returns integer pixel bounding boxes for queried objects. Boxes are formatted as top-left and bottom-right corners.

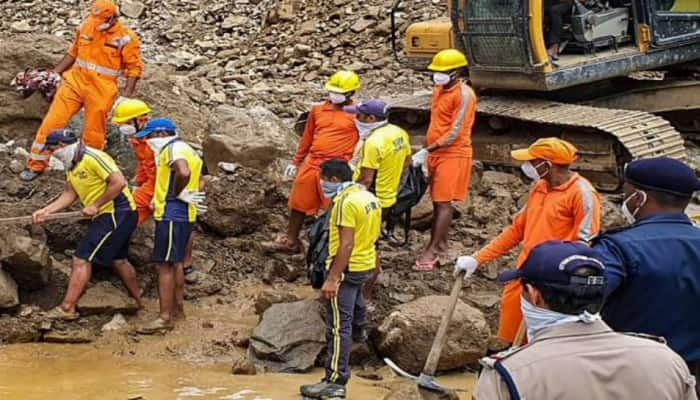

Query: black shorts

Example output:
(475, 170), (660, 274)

(153, 220), (194, 264)
(75, 210), (138, 266)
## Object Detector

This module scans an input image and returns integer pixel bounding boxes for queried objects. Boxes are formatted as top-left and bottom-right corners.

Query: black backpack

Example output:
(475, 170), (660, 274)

(306, 210), (331, 289)
(384, 165), (429, 244)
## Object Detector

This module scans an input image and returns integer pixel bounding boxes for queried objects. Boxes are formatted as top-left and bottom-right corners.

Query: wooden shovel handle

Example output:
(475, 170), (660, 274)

(422, 272), (465, 376)
(0, 211), (87, 225)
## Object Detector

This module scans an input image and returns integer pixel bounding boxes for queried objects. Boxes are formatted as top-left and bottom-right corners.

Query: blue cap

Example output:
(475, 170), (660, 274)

(498, 241), (606, 288)
(625, 157), (700, 197)
(42, 129), (78, 151)
(344, 99), (389, 119)
(135, 117), (177, 138)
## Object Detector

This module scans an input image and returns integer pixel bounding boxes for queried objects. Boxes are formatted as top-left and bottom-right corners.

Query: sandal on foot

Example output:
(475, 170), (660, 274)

(44, 306), (79, 321)
(136, 318), (174, 335)
(413, 257), (439, 272)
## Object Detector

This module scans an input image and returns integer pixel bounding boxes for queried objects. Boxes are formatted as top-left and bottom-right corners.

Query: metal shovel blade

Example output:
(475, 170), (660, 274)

(384, 357), (418, 380)
(384, 358), (455, 394)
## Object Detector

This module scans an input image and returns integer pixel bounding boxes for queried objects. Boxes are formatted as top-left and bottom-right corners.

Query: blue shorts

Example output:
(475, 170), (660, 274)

(75, 210), (138, 266)
(153, 220), (194, 264)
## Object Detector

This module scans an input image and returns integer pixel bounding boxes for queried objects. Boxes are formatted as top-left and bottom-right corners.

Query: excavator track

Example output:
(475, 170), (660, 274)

(388, 94), (688, 191)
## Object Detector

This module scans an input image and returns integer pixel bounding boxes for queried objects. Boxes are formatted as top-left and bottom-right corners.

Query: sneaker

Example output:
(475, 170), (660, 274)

(19, 169), (42, 181)
(300, 381), (346, 399)
(44, 306), (79, 321)
(135, 318), (174, 335)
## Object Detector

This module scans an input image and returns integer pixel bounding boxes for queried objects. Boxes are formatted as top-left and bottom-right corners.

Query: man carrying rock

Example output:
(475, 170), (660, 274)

(264, 71), (360, 254)
(133, 118), (205, 333)
(300, 159), (381, 400)
(22, 0), (143, 181)
(454, 137), (601, 344)
(32, 129), (143, 320)
(412, 49), (476, 271)
(593, 157), (700, 397)
(474, 240), (697, 400)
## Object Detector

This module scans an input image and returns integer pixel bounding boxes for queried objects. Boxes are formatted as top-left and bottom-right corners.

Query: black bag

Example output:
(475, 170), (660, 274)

(306, 210), (331, 289)
(385, 165), (429, 244)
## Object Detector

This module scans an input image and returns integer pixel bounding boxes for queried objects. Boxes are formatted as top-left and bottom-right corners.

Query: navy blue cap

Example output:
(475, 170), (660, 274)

(135, 117), (177, 138)
(42, 129), (78, 151)
(499, 241), (606, 288)
(625, 157), (700, 197)
(344, 99), (389, 119)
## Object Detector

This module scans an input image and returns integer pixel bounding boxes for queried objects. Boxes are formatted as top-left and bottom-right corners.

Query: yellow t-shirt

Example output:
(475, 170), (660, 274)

(153, 138), (203, 223)
(326, 184), (382, 272)
(353, 124), (411, 208)
(67, 147), (135, 215)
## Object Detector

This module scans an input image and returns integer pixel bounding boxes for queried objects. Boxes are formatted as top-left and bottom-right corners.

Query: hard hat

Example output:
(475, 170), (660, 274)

(112, 99), (152, 124)
(511, 137), (579, 165)
(325, 70), (361, 94)
(428, 49), (469, 72)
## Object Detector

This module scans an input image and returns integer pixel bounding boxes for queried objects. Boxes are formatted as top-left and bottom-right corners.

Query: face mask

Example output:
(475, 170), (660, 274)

(355, 120), (387, 140)
(52, 143), (78, 170)
(147, 137), (173, 154)
(621, 190), (647, 224)
(119, 124), (137, 138)
(433, 72), (452, 86)
(521, 161), (550, 181)
(329, 92), (347, 105)
(321, 180), (342, 199)
(520, 296), (600, 341)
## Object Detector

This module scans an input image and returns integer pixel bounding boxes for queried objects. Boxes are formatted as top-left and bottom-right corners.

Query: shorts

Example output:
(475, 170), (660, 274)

(132, 183), (155, 225)
(288, 162), (330, 215)
(75, 210), (138, 266)
(153, 220), (194, 264)
(427, 155), (472, 203)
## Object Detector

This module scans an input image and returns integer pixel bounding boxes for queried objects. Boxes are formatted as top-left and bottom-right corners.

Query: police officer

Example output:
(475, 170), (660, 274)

(593, 157), (700, 396)
(474, 241), (696, 400)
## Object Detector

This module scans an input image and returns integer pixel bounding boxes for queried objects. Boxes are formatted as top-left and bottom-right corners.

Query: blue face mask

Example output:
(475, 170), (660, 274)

(520, 295), (600, 341)
(321, 180), (342, 199)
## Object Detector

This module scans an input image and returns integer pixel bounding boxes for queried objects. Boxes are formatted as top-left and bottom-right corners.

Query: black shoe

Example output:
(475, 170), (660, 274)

(352, 328), (368, 343)
(300, 381), (346, 399)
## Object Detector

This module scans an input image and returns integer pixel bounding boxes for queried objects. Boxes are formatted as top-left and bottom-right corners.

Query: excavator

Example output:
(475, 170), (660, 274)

(388, 0), (700, 190)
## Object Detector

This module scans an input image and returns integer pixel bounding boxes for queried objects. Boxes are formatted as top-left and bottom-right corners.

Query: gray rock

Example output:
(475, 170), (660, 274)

(10, 21), (35, 33)
(249, 300), (326, 372)
(0, 227), (52, 290)
(0, 269), (19, 309)
(77, 282), (139, 316)
(222, 15), (249, 29)
(0, 318), (40, 343)
(120, 0), (146, 18)
(376, 295), (490, 375)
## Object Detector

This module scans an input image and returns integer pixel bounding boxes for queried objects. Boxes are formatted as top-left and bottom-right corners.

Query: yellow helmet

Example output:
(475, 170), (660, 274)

(428, 49), (469, 72)
(325, 70), (361, 93)
(112, 99), (152, 124)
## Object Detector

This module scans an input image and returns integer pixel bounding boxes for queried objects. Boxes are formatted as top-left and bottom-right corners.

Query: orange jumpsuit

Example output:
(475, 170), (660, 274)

(474, 173), (602, 342)
(288, 102), (359, 215)
(426, 80), (477, 202)
(28, 19), (143, 172)
(130, 137), (156, 224)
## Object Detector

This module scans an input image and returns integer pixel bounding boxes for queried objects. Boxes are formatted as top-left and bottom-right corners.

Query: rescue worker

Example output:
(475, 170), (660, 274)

(32, 129), (143, 319)
(454, 137), (601, 344)
(133, 118), (206, 334)
(593, 157), (700, 397)
(411, 49), (476, 271)
(22, 0), (143, 181)
(264, 71), (360, 253)
(300, 160), (381, 400)
(474, 241), (697, 400)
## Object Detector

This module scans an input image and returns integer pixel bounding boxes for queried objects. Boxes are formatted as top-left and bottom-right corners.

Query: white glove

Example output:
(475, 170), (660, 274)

(177, 189), (208, 214)
(454, 255), (479, 279)
(284, 163), (297, 178)
(411, 149), (429, 168)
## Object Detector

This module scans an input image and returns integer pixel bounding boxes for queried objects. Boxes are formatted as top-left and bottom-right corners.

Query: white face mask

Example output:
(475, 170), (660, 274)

(147, 136), (173, 154)
(329, 92), (347, 105)
(355, 120), (387, 140)
(119, 124), (137, 138)
(433, 72), (452, 86)
(621, 190), (647, 224)
(520, 296), (600, 341)
(521, 160), (550, 181)
(52, 143), (78, 170)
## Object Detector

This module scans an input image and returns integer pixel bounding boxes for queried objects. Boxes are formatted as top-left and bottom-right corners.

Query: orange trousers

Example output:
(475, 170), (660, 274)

(288, 161), (329, 216)
(28, 69), (119, 172)
(498, 280), (524, 343)
(133, 181), (155, 225)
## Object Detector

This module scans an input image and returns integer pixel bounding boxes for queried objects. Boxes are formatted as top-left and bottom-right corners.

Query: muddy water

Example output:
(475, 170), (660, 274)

(0, 344), (476, 400)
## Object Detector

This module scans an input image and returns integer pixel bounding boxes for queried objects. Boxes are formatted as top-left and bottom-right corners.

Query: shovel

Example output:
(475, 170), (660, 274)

(0, 211), (87, 226)
(384, 270), (467, 393)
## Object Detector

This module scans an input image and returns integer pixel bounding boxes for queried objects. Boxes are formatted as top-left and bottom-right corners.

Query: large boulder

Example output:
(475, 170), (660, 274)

(0, 269), (19, 309)
(376, 295), (490, 375)
(202, 105), (297, 174)
(0, 226), (52, 290)
(248, 299), (326, 372)
(76, 282), (139, 316)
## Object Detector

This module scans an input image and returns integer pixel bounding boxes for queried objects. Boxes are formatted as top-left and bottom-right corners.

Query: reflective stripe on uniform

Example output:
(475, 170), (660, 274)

(165, 221), (174, 262)
(576, 179), (596, 241)
(30, 153), (50, 161)
(74, 58), (121, 77)
(88, 215), (117, 262)
(31, 141), (45, 152)
(442, 83), (471, 146)
(330, 294), (342, 382)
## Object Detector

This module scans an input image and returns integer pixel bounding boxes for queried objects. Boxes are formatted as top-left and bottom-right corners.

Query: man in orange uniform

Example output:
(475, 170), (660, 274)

(22, 0), (143, 181)
(453, 137), (602, 344)
(265, 71), (360, 253)
(412, 49), (477, 271)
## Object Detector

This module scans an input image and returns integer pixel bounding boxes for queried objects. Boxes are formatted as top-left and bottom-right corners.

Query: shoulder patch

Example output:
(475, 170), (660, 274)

(621, 332), (667, 344)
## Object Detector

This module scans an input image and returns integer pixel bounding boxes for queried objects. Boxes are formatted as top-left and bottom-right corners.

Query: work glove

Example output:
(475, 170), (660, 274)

(284, 163), (297, 178)
(411, 148), (429, 168)
(454, 255), (479, 279)
(177, 189), (208, 214)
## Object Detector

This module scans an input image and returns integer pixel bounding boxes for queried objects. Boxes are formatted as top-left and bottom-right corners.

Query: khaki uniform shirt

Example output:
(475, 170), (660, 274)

(474, 320), (697, 400)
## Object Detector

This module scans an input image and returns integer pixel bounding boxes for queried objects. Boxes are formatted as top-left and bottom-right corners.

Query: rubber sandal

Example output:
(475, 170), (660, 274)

(44, 306), (79, 321)
(19, 169), (41, 182)
(136, 318), (174, 335)
(413, 257), (439, 272)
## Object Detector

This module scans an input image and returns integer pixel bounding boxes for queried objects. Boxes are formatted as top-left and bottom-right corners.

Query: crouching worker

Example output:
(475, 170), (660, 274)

(474, 241), (697, 400)
(32, 129), (143, 320)
(134, 118), (206, 334)
(300, 160), (381, 400)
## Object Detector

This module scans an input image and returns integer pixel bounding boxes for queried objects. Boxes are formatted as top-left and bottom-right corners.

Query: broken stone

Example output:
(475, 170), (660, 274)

(222, 15), (249, 29)
(0, 269), (19, 309)
(0, 318), (40, 343)
(0, 227), (52, 290)
(120, 0), (146, 18)
(10, 21), (35, 33)
(43, 327), (94, 344)
(351, 18), (376, 33)
(77, 282), (139, 316)
(184, 273), (223, 299)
